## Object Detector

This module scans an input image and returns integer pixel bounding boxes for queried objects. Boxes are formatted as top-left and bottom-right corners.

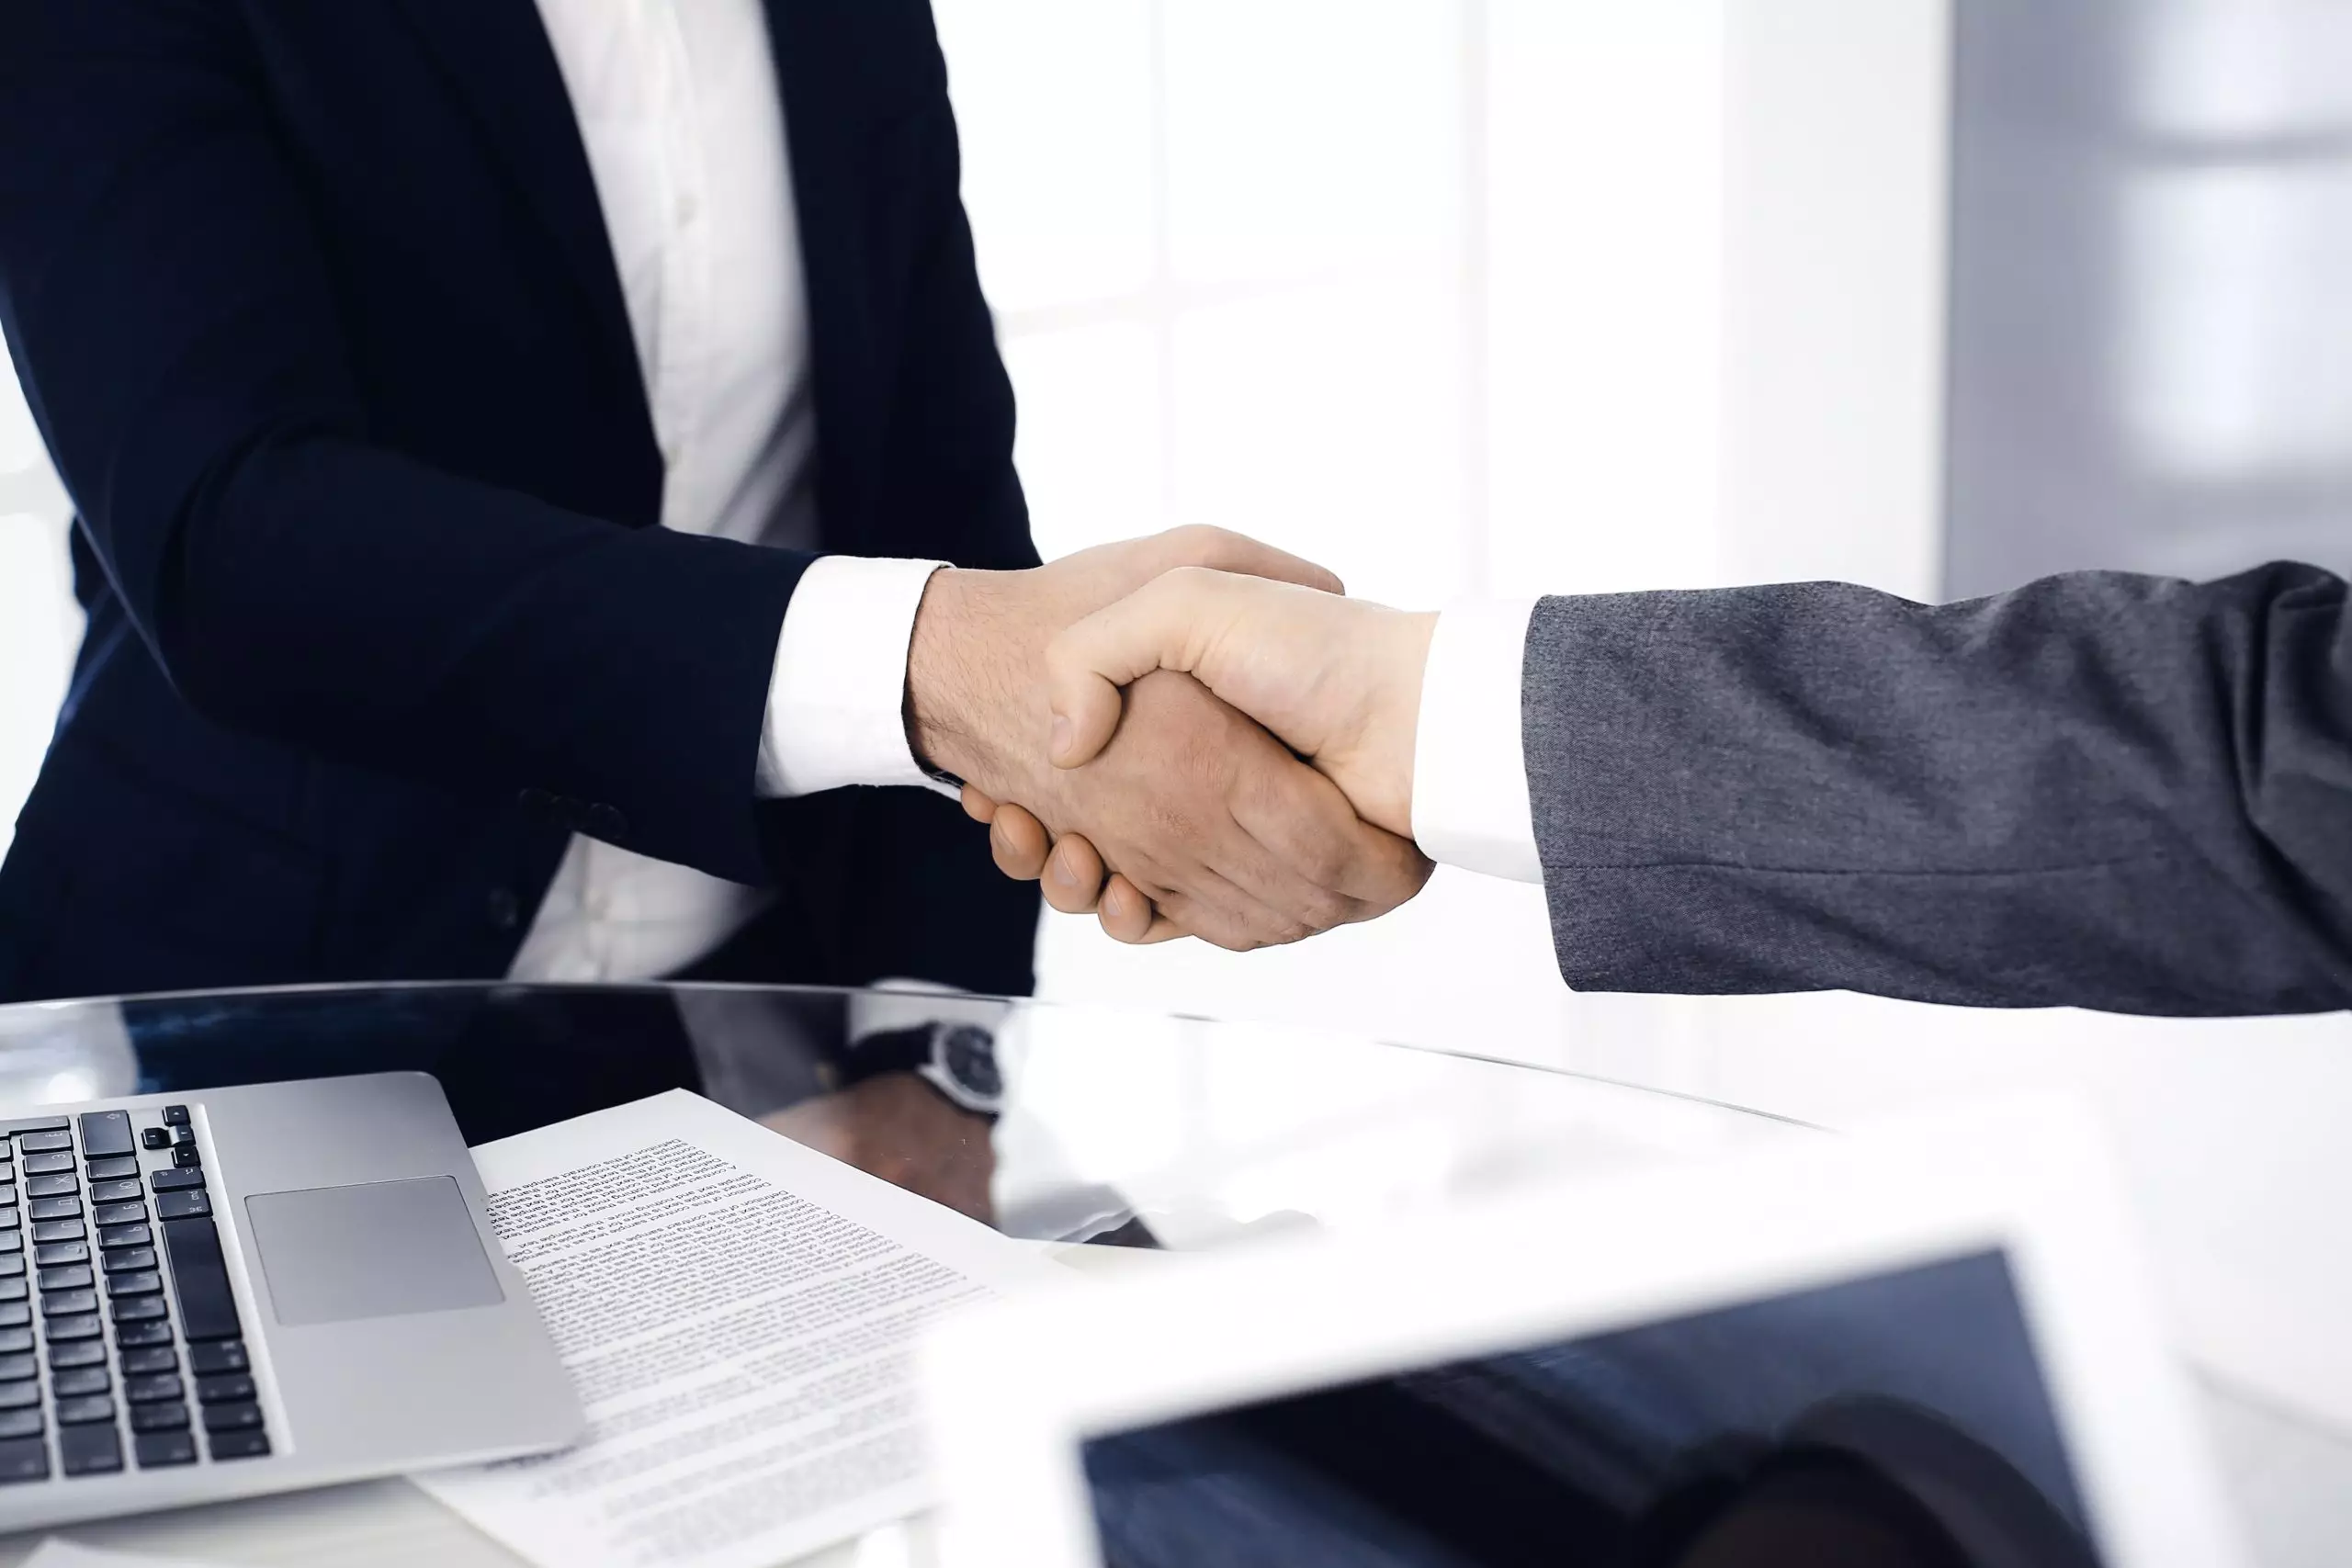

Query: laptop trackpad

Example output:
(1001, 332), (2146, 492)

(245, 1177), (504, 1326)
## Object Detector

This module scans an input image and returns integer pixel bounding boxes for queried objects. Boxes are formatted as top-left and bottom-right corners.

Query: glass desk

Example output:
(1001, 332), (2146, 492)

(0, 982), (2330, 1567)
(0, 981), (1804, 1566)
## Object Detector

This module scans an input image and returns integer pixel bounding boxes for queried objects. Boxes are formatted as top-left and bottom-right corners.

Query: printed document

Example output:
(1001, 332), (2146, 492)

(415, 1089), (1058, 1568)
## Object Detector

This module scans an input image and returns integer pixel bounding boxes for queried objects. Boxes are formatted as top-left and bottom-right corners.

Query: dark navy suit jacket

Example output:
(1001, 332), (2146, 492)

(0, 0), (1042, 1002)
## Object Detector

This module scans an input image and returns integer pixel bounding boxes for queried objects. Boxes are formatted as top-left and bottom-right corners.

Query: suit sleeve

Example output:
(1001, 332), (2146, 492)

(0, 0), (807, 886)
(1525, 562), (2352, 1015)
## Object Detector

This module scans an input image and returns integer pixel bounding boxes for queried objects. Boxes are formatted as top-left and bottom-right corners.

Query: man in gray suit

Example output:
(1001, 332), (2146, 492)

(966, 560), (2352, 1016)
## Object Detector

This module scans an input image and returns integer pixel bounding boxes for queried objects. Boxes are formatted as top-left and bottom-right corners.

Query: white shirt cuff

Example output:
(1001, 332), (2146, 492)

(756, 555), (951, 797)
(1409, 598), (1543, 883)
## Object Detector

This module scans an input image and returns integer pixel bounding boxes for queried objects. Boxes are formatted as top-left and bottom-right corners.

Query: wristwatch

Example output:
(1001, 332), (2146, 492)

(835, 1021), (1006, 1119)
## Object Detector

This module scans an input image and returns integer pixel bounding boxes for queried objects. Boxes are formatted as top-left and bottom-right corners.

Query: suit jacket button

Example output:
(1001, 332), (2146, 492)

(485, 888), (520, 931)
(584, 804), (628, 842)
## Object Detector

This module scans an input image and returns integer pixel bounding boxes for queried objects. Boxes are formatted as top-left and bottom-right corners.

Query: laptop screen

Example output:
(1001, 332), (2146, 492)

(1079, 1249), (2100, 1568)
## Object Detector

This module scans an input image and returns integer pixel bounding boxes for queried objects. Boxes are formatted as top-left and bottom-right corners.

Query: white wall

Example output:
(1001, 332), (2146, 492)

(940, 0), (1951, 1062)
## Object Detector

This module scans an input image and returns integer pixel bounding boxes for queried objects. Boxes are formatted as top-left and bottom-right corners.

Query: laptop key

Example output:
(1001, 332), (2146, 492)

(59, 1422), (122, 1476)
(0, 1382), (36, 1411)
(53, 1367), (109, 1399)
(49, 1340), (105, 1370)
(35, 1240), (88, 1267)
(24, 1176), (76, 1201)
(56, 1395), (116, 1426)
(201, 1401), (262, 1433)
(104, 1248), (158, 1275)
(150, 1168), (203, 1192)
(97, 1223), (151, 1250)
(20, 1153), (73, 1177)
(0, 1209), (16, 1230)
(0, 1329), (33, 1355)
(38, 1265), (92, 1292)
(141, 1127), (171, 1151)
(0, 1354), (31, 1382)
(187, 1341), (247, 1376)
(209, 1429), (269, 1461)
(47, 1314), (102, 1341)
(0, 1280), (22, 1303)
(195, 1373), (254, 1405)
(114, 1321), (172, 1349)
(130, 1401), (187, 1433)
(16, 1132), (69, 1154)
(34, 1220), (82, 1245)
(77, 1112), (134, 1159)
(0, 1410), (40, 1440)
(0, 1436), (48, 1483)
(0, 1257), (22, 1280)
(155, 1190), (209, 1222)
(112, 1298), (167, 1324)
(160, 1217), (241, 1339)
(174, 1146), (203, 1169)
(28, 1198), (80, 1223)
(172, 1126), (196, 1147)
(0, 1235), (18, 1258)
(84, 1157), (138, 1182)
(119, 1347), (176, 1376)
(107, 1271), (162, 1298)
(126, 1374), (182, 1404)
(0, 1305), (28, 1331)
(134, 1429), (197, 1468)
(88, 1179), (141, 1205)
(162, 1106), (189, 1128)
(93, 1202), (146, 1228)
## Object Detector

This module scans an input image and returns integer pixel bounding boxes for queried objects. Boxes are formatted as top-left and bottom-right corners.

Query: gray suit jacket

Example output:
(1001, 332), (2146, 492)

(1525, 561), (2352, 1015)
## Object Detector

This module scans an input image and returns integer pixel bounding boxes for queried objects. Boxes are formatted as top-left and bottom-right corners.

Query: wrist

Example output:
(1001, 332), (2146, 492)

(1369, 612), (1441, 839)
(906, 568), (1027, 791)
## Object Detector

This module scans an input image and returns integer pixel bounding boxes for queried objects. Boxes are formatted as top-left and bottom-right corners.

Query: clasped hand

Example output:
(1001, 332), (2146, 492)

(909, 531), (1436, 949)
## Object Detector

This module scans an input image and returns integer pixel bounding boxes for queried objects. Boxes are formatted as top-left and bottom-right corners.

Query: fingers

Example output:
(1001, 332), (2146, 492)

(1046, 568), (1244, 769)
(959, 784), (999, 825)
(1040, 833), (1108, 915)
(986, 802), (1052, 882)
(1098, 875), (1182, 944)
(1152, 525), (1344, 597)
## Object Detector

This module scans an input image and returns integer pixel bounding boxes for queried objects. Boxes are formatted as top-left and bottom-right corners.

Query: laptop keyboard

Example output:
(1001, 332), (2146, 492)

(0, 1104), (267, 1482)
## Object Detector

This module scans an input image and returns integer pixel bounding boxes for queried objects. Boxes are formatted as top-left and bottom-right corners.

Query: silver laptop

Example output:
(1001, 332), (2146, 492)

(0, 1071), (582, 1532)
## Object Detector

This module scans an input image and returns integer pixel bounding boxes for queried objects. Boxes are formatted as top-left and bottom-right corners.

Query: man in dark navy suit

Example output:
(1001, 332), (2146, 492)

(0, 0), (1428, 1005)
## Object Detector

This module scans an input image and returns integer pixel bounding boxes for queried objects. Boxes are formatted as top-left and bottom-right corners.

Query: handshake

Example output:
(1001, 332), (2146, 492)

(906, 527), (1442, 950)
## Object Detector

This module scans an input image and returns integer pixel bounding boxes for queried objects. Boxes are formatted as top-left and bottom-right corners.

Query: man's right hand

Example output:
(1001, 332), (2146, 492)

(906, 530), (1431, 951)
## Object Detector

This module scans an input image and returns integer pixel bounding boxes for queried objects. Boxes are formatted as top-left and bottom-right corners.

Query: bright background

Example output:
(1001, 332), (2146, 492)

(7, 1), (2352, 1512)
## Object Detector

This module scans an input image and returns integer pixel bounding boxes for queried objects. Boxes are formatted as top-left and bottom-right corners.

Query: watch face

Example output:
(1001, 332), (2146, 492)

(940, 1024), (1003, 1100)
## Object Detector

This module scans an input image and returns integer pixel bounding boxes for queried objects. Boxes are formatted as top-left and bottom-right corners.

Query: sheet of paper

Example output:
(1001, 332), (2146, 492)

(413, 1089), (1060, 1568)
(22, 1544), (236, 1568)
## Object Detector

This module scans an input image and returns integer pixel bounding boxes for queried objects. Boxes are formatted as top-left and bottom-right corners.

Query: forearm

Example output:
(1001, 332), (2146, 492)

(1525, 563), (2352, 1014)
(171, 434), (810, 884)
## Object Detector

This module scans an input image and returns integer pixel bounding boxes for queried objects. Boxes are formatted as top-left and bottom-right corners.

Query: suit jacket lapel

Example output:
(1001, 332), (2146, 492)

(764, 0), (881, 550)
(388, 0), (643, 400)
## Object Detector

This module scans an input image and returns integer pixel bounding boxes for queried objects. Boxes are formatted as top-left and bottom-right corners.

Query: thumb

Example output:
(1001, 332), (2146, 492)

(1150, 525), (1344, 596)
(1044, 567), (1243, 768)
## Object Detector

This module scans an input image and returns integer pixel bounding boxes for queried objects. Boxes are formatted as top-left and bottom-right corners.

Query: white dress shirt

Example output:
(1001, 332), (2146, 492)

(511, 0), (943, 983)
(1410, 600), (1544, 884)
